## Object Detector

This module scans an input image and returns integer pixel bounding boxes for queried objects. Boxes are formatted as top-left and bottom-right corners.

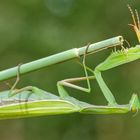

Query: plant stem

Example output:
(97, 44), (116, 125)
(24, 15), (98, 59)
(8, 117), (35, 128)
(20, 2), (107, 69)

(0, 36), (123, 81)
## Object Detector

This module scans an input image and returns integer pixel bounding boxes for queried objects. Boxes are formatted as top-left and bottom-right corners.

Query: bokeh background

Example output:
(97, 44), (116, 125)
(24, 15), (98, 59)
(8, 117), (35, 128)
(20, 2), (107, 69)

(0, 0), (140, 140)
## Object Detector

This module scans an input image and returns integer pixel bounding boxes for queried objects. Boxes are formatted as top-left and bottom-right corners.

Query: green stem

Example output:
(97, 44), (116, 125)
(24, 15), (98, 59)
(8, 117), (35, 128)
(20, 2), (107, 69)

(0, 36), (123, 81)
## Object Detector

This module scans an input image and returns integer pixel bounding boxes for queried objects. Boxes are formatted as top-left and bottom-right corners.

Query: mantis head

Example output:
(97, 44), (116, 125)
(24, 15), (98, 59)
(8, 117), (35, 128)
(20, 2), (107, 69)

(128, 5), (140, 43)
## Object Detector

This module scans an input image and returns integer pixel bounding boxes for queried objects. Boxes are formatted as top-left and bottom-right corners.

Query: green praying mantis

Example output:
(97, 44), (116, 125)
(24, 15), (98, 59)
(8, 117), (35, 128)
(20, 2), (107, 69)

(0, 5), (139, 119)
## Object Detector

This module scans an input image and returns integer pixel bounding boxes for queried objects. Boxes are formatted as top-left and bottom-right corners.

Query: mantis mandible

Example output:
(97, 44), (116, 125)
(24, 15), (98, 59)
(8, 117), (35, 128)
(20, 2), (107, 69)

(0, 5), (139, 120)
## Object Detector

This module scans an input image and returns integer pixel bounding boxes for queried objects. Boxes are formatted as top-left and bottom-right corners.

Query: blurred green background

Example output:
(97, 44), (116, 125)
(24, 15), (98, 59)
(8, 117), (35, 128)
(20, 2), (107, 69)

(0, 0), (140, 140)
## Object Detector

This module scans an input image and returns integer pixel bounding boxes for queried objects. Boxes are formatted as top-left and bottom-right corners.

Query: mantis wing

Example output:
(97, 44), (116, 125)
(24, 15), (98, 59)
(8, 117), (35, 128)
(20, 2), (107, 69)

(0, 90), (80, 119)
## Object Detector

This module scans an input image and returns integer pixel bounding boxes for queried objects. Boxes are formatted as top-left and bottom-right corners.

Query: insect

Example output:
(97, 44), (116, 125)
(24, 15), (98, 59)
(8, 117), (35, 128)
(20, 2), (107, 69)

(0, 5), (139, 120)
(0, 44), (140, 119)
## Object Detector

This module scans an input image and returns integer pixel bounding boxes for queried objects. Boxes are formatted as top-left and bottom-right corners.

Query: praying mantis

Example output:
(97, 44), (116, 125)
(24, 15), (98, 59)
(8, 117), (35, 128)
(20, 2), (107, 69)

(0, 5), (139, 119)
